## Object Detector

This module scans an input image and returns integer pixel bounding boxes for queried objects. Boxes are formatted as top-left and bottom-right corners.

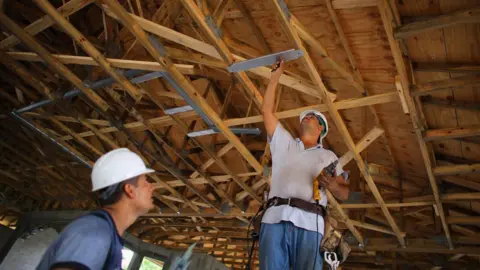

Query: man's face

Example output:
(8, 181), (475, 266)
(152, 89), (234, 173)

(301, 113), (323, 137)
(132, 174), (155, 213)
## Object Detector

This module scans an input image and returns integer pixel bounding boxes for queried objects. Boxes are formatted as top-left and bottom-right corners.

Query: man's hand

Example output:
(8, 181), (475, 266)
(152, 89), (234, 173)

(318, 173), (336, 190)
(271, 59), (285, 81)
(318, 171), (350, 201)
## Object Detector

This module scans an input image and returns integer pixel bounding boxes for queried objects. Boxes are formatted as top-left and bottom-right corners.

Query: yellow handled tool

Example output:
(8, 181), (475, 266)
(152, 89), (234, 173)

(313, 160), (339, 203)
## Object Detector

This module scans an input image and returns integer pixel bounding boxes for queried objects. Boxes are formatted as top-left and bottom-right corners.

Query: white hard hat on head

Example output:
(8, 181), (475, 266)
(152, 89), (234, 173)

(299, 110), (328, 139)
(91, 148), (154, 192)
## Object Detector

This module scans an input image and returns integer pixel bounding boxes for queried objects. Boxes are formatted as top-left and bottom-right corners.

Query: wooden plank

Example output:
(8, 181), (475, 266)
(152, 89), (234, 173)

(0, 0), (93, 50)
(324, 0), (364, 87)
(350, 220), (399, 236)
(413, 62), (480, 73)
(395, 76), (410, 114)
(0, 53), (55, 100)
(339, 126), (384, 167)
(331, 0), (376, 9)
(395, 7), (480, 39)
(433, 163), (480, 176)
(6, 51), (194, 74)
(30, 92), (396, 142)
(378, 0), (453, 249)
(189, 143), (234, 179)
(0, 13), (109, 111)
(101, 0), (263, 203)
(411, 74), (480, 97)
(34, 0), (142, 101)
(421, 96), (480, 111)
(442, 176), (480, 192)
(231, 0), (270, 54)
(103, 5), (331, 100)
(291, 15), (364, 94)
(271, 0), (403, 247)
(341, 201), (434, 209)
(180, 0), (264, 109)
(424, 126), (480, 141)
(447, 216), (480, 225)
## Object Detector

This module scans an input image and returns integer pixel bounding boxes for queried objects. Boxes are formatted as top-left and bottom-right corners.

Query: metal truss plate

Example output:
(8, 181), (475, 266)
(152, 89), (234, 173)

(227, 49), (304, 73)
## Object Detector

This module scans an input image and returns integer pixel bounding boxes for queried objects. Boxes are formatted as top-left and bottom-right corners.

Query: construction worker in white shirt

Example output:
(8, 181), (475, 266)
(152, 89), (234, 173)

(259, 59), (350, 270)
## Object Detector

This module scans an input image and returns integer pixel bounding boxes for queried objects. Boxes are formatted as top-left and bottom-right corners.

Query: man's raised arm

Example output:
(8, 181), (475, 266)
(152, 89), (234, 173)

(262, 59), (285, 138)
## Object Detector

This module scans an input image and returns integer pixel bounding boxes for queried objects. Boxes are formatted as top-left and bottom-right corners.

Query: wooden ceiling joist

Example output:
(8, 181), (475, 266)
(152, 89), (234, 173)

(0, 13), (110, 111)
(377, 0), (454, 249)
(395, 7), (480, 39)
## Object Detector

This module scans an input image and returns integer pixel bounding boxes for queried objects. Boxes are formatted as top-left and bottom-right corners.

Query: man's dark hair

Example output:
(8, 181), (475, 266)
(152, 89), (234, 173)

(97, 176), (139, 207)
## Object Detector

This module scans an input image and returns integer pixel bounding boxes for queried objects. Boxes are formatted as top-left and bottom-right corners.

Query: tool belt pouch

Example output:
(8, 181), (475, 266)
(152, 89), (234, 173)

(320, 216), (351, 263)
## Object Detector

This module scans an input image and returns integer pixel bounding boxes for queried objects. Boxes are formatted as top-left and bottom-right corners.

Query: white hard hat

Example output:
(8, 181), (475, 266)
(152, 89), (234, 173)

(299, 110), (328, 139)
(91, 148), (154, 192)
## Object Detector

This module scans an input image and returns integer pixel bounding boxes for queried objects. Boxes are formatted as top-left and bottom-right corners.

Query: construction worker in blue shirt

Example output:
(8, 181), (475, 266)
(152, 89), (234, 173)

(37, 148), (156, 270)
(259, 59), (350, 270)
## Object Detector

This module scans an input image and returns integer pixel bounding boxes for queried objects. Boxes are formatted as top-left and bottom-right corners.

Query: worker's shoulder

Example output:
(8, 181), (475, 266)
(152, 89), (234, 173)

(317, 148), (338, 158)
(61, 212), (113, 238)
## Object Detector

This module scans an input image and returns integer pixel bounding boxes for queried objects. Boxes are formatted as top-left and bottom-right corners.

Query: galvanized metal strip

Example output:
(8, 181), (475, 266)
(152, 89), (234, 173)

(205, 16), (223, 38)
(164, 105), (194, 115)
(227, 49), (303, 73)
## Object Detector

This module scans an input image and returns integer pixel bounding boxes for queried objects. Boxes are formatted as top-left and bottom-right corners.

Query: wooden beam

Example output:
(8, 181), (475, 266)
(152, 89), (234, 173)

(291, 15), (364, 94)
(339, 126), (384, 167)
(378, 0), (453, 249)
(341, 201), (434, 209)
(447, 216), (480, 225)
(411, 74), (480, 97)
(0, 13), (110, 111)
(6, 51), (195, 74)
(350, 219), (400, 236)
(433, 163), (480, 176)
(102, 6), (332, 100)
(271, 0), (404, 247)
(0, 52), (55, 100)
(442, 176), (480, 192)
(180, 0), (265, 109)
(395, 7), (480, 39)
(34, 0), (143, 101)
(413, 62), (480, 73)
(424, 125), (480, 141)
(421, 96), (480, 111)
(27, 92), (396, 142)
(331, 0), (376, 9)
(100, 0), (263, 201)
(231, 0), (270, 54)
(0, 0), (94, 50)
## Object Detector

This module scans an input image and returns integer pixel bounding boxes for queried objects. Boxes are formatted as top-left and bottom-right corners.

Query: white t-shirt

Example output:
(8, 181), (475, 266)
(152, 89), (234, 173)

(262, 124), (345, 234)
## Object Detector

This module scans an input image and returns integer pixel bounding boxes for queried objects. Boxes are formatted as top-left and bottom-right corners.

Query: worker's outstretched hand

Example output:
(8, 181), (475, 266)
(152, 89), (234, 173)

(271, 59), (285, 81)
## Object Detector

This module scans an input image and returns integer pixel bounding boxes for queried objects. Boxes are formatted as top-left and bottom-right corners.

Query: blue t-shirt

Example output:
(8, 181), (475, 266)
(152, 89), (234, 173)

(36, 210), (124, 270)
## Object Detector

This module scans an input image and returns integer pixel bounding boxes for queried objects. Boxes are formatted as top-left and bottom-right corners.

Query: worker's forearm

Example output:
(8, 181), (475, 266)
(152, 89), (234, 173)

(262, 79), (279, 115)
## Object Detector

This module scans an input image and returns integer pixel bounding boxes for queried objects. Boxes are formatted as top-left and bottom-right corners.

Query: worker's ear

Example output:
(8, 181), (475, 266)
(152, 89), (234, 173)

(123, 182), (137, 199)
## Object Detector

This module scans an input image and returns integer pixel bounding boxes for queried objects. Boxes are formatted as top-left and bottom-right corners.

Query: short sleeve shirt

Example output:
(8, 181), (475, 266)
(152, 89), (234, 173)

(36, 210), (124, 270)
(262, 124), (345, 234)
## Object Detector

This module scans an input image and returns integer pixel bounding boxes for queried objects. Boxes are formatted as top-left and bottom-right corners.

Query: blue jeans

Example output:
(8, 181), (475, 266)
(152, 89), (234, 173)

(259, 221), (323, 270)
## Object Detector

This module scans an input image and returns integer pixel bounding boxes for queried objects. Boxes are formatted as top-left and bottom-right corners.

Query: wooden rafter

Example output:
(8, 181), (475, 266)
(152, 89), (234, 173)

(0, 13), (110, 111)
(99, 0), (263, 204)
(377, 0), (453, 249)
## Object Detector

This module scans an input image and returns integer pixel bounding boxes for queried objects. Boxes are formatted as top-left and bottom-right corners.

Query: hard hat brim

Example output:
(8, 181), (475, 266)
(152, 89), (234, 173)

(92, 168), (155, 192)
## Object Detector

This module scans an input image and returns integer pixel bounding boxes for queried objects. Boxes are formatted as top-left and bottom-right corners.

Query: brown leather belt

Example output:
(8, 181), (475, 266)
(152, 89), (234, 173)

(266, 196), (326, 217)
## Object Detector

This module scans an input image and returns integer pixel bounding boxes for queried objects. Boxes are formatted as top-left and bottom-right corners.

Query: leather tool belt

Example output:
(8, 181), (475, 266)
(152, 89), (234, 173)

(266, 196), (326, 217)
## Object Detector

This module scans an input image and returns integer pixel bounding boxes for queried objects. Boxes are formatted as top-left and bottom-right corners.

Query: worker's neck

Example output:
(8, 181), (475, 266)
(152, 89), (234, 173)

(103, 203), (139, 236)
(300, 136), (318, 149)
